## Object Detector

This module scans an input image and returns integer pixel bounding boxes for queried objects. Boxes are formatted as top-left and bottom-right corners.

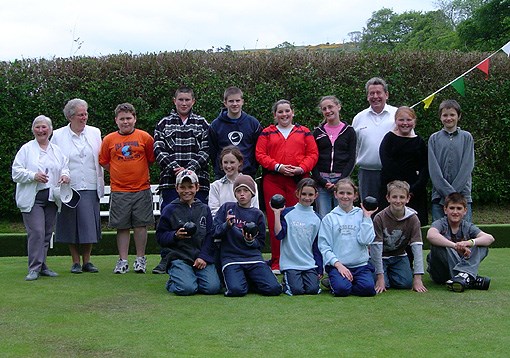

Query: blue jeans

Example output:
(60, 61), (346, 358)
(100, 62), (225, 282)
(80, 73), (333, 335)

(166, 259), (221, 296)
(431, 202), (472, 223)
(317, 181), (341, 218)
(381, 256), (413, 289)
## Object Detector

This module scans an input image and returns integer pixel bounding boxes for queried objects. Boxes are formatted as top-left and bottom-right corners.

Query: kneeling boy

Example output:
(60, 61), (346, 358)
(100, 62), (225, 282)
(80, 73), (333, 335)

(156, 170), (220, 296)
(371, 180), (427, 293)
(213, 175), (282, 297)
(426, 192), (495, 292)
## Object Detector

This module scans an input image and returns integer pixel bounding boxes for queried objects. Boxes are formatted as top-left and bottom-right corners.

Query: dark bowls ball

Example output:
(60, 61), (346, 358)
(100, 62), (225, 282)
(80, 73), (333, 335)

(270, 194), (286, 209)
(362, 196), (378, 211)
(243, 222), (259, 237)
(183, 221), (197, 236)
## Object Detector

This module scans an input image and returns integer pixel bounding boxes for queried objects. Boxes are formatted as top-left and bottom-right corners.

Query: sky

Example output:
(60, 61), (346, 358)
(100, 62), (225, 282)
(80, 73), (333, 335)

(0, 0), (437, 61)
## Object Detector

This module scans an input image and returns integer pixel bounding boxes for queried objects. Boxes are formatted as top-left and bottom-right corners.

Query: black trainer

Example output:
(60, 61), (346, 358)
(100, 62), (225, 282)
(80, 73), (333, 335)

(151, 256), (168, 274)
(471, 275), (491, 290)
(446, 272), (472, 292)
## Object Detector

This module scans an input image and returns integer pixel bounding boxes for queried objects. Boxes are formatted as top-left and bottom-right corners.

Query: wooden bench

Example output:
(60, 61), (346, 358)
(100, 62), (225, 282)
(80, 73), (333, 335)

(100, 184), (161, 217)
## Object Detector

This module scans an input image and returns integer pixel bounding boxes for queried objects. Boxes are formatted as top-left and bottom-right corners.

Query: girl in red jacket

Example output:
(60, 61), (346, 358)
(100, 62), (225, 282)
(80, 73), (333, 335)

(255, 99), (318, 273)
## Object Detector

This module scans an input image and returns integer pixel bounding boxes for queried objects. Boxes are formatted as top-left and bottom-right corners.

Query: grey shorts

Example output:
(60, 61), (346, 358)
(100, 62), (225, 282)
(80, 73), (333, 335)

(109, 189), (154, 229)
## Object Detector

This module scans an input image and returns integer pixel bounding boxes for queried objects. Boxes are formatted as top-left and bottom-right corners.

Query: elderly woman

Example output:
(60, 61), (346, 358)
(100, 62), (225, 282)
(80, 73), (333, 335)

(51, 99), (104, 274)
(12, 115), (70, 281)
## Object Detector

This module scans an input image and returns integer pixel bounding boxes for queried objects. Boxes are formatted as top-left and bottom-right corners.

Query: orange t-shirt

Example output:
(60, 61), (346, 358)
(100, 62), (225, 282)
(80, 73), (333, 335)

(99, 129), (155, 192)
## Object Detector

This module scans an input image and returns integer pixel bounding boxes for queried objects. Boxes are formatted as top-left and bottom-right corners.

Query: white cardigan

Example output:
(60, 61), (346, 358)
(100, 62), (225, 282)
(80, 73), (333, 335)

(51, 124), (105, 198)
(12, 140), (70, 213)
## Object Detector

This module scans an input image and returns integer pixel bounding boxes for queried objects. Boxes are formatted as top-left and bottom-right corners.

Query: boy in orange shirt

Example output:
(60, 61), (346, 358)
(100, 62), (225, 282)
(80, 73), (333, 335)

(99, 103), (155, 274)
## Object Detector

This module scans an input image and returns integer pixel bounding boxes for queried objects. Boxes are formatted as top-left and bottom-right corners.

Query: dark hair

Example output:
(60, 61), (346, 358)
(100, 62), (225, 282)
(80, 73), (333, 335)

(114, 103), (136, 117)
(174, 86), (195, 99)
(365, 77), (388, 94)
(223, 86), (243, 101)
(444, 192), (467, 208)
(438, 99), (462, 117)
(296, 178), (318, 194)
(220, 145), (244, 164)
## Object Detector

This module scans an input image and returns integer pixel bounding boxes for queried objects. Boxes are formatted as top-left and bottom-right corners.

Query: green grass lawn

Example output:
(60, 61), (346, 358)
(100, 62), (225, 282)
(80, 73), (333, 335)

(1, 251), (509, 357)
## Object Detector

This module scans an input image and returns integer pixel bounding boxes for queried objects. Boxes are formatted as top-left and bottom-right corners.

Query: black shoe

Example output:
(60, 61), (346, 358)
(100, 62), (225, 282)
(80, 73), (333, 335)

(82, 262), (99, 273)
(446, 273), (472, 292)
(151, 258), (167, 274)
(472, 275), (491, 290)
(40, 268), (59, 277)
(321, 277), (331, 290)
(71, 263), (83, 274)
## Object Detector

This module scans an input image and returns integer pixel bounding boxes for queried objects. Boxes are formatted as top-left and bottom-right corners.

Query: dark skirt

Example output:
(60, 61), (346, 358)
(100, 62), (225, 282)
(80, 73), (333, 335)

(55, 190), (101, 244)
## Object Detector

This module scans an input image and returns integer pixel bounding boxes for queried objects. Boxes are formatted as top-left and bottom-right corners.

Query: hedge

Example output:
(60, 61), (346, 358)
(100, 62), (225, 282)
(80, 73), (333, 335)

(1, 50), (510, 218)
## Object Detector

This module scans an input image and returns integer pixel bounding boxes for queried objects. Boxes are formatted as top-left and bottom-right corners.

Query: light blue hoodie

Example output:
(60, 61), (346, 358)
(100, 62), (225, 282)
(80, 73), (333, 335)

(318, 206), (375, 268)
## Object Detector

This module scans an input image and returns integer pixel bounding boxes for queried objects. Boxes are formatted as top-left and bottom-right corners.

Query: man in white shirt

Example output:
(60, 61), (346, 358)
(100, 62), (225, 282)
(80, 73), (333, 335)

(352, 77), (397, 202)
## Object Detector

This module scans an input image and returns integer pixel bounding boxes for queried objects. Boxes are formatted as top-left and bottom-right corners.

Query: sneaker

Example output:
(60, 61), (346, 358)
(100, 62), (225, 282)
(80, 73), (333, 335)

(446, 272), (472, 292)
(71, 263), (83, 274)
(472, 275), (491, 290)
(321, 277), (331, 290)
(40, 268), (59, 277)
(152, 258), (168, 274)
(272, 269), (281, 275)
(113, 259), (129, 274)
(82, 262), (99, 273)
(133, 256), (147, 274)
(25, 270), (39, 281)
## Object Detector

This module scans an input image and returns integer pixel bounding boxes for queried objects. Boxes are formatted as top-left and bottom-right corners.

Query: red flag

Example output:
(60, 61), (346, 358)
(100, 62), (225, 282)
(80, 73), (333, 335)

(476, 58), (490, 79)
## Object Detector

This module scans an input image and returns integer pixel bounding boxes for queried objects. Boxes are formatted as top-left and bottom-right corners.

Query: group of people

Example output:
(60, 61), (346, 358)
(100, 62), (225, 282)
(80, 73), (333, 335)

(12, 77), (495, 297)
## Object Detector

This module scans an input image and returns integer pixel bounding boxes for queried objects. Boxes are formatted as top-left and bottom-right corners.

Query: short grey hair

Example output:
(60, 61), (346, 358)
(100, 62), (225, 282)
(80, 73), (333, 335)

(63, 98), (88, 120)
(365, 77), (388, 94)
(32, 115), (53, 130)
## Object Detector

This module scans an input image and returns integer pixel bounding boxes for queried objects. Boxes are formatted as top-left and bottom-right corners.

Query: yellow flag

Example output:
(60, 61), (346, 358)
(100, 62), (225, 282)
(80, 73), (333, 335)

(422, 94), (435, 109)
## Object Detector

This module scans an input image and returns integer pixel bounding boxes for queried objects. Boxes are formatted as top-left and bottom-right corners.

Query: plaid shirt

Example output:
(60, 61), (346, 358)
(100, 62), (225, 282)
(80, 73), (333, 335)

(154, 110), (210, 190)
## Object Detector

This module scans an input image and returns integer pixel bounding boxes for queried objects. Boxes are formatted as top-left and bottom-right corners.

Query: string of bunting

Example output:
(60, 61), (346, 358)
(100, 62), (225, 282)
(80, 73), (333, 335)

(411, 40), (510, 109)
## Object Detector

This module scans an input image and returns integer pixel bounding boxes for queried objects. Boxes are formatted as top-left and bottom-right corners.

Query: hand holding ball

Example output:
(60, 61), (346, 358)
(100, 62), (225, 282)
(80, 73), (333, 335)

(243, 222), (259, 237)
(182, 222), (197, 236)
(362, 196), (378, 211)
(270, 194), (286, 209)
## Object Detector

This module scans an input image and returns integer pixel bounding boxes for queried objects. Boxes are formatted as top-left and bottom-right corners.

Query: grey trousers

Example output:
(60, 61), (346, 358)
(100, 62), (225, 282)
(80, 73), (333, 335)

(427, 245), (488, 284)
(22, 189), (57, 272)
(357, 168), (382, 202)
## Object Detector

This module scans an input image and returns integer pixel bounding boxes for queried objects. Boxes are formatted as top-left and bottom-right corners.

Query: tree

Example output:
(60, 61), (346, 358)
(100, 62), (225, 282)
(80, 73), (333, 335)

(434, 0), (488, 27)
(456, 0), (510, 51)
(361, 8), (456, 51)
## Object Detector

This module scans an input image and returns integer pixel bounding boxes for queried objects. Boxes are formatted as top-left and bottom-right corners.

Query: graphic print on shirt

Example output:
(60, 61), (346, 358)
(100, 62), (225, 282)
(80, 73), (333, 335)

(228, 131), (243, 146)
(115, 141), (141, 161)
(382, 228), (405, 252)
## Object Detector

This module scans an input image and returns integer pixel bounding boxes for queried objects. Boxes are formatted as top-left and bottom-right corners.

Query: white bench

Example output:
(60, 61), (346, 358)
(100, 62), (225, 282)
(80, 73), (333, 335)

(100, 184), (161, 217)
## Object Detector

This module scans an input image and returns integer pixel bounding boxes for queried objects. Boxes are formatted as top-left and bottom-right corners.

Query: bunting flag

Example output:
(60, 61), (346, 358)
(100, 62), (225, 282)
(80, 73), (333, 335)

(451, 77), (465, 96)
(476, 58), (490, 79)
(502, 40), (510, 56)
(411, 40), (509, 109)
(422, 94), (435, 109)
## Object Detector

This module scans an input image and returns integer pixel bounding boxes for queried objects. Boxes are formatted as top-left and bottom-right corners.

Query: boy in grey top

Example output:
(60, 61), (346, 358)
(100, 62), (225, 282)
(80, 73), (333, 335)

(426, 193), (494, 292)
(428, 99), (474, 222)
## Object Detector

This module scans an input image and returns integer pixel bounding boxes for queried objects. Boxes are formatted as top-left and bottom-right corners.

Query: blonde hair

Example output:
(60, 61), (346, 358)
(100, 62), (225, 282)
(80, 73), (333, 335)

(386, 180), (410, 196)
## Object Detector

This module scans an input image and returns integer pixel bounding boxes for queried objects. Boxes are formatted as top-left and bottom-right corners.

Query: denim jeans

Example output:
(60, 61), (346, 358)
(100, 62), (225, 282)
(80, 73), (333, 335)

(316, 186), (336, 217)
(166, 259), (221, 296)
(381, 256), (413, 289)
